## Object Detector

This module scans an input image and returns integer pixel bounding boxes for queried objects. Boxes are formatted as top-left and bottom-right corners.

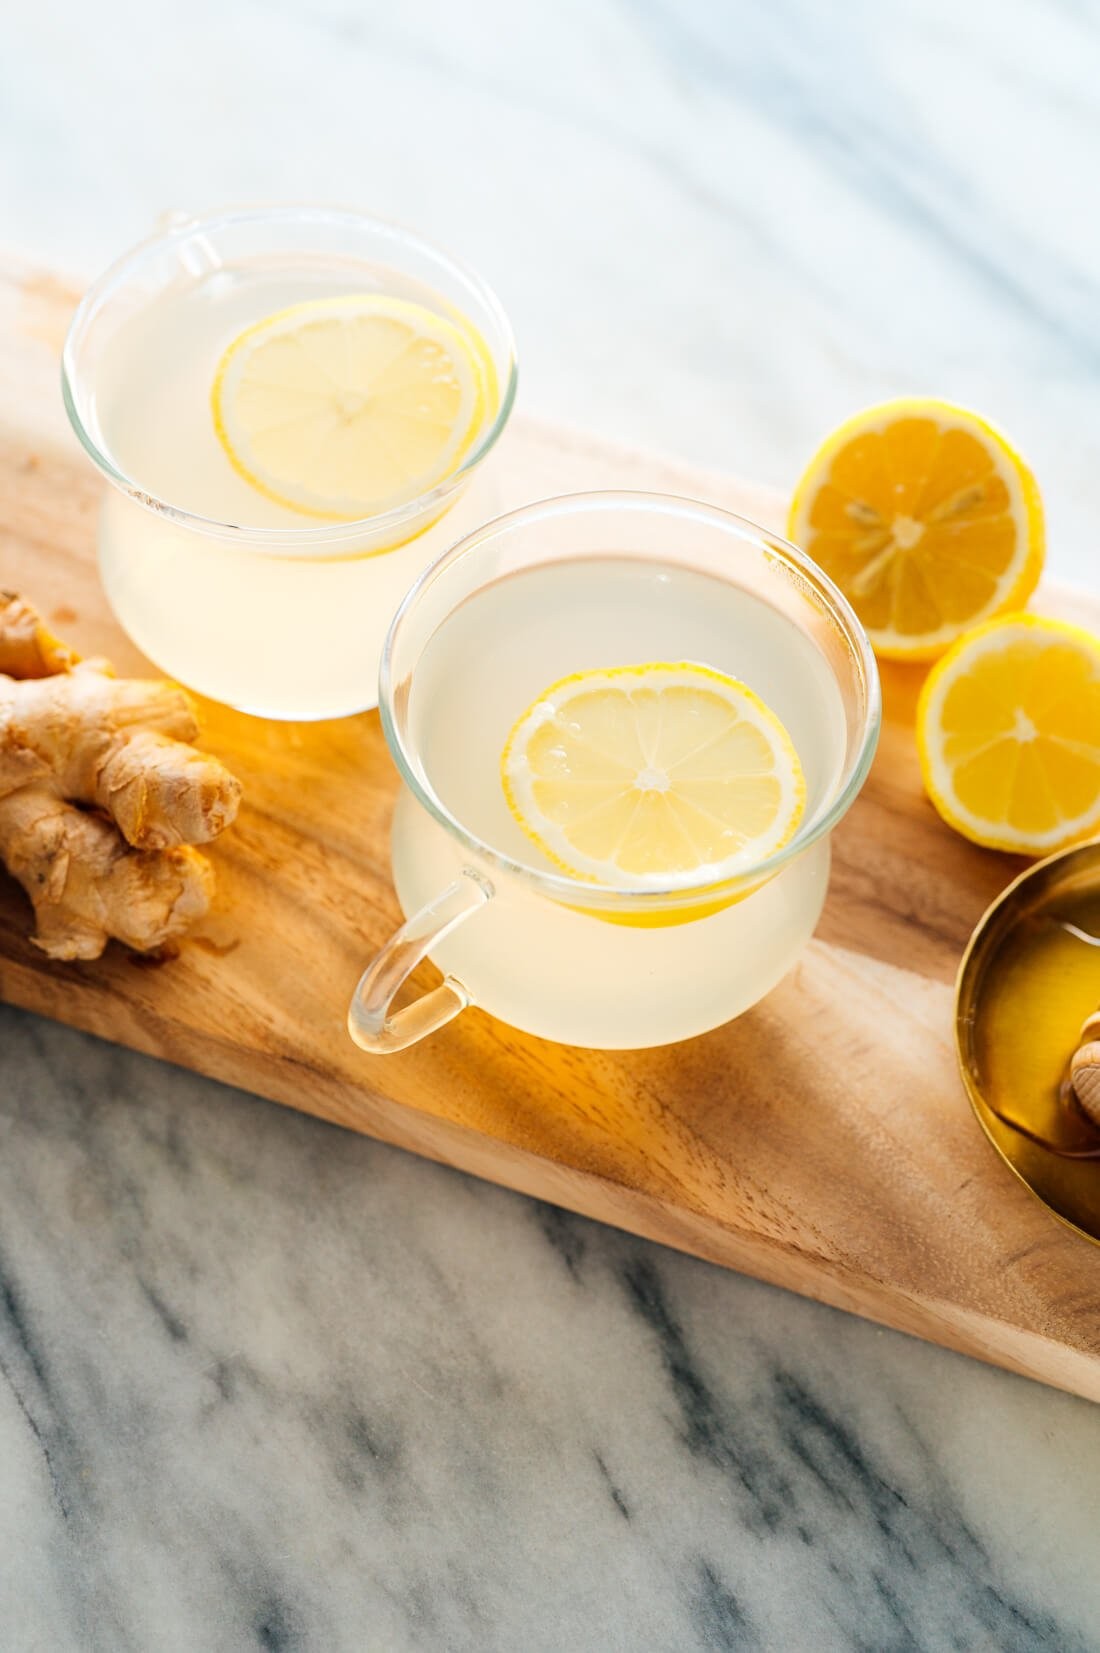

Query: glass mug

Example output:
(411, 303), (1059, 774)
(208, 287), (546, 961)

(62, 205), (517, 720)
(349, 493), (881, 1052)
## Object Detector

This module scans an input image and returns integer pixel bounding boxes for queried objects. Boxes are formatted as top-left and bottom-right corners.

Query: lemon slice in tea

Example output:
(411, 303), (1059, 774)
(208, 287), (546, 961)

(501, 662), (806, 886)
(212, 294), (487, 520)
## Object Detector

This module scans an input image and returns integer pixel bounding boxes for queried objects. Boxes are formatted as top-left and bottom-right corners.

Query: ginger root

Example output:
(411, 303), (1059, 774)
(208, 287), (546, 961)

(0, 594), (241, 960)
(0, 591), (80, 677)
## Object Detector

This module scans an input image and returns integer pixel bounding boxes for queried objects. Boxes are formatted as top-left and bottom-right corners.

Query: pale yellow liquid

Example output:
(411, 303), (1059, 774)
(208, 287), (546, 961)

(95, 260), (499, 718)
(393, 557), (847, 1047)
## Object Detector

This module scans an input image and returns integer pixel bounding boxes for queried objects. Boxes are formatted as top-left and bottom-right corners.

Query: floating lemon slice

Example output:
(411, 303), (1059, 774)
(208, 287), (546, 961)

(501, 662), (806, 888)
(789, 398), (1044, 660)
(917, 614), (1100, 854)
(212, 295), (488, 520)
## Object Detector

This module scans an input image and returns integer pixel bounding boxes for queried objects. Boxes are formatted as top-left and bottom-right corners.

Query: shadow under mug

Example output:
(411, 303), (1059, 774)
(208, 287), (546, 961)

(349, 492), (881, 1052)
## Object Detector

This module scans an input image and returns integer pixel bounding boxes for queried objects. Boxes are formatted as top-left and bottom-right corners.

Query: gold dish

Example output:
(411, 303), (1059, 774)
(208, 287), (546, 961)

(956, 840), (1100, 1244)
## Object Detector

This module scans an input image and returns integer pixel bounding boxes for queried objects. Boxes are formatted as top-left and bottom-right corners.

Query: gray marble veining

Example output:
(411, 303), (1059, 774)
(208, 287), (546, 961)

(2, 0), (1100, 1647)
(3, 1006), (1100, 1653)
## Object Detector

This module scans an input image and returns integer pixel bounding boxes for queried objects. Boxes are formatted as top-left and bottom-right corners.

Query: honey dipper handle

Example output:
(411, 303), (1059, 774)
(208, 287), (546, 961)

(1071, 1041), (1100, 1128)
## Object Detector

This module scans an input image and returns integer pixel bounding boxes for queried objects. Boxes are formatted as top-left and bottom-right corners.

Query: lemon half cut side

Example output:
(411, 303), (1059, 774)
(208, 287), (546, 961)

(917, 614), (1100, 854)
(789, 398), (1044, 660)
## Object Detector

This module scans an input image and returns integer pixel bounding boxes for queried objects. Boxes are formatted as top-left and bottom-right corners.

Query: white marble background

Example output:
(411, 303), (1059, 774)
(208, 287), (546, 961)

(2, 1), (1100, 1649)
(4, 0), (1100, 584)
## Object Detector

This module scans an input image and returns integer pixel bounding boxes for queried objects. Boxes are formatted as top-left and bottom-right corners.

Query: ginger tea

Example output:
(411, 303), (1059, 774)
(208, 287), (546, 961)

(64, 210), (514, 718)
(392, 555), (849, 1048)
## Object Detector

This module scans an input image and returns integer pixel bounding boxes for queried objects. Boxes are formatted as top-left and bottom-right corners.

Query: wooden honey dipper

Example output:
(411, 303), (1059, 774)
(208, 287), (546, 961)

(1070, 1010), (1100, 1128)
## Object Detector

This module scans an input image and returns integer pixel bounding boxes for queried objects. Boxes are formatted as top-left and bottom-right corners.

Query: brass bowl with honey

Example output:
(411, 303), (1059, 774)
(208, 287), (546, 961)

(956, 840), (1100, 1243)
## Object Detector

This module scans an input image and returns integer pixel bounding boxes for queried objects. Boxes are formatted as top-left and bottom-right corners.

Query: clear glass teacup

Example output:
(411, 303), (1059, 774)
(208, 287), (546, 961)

(349, 492), (880, 1052)
(62, 205), (517, 719)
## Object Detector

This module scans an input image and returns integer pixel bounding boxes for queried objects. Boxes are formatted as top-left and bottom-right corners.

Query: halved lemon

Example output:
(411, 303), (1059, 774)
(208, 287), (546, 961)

(501, 662), (806, 888)
(212, 295), (490, 520)
(917, 614), (1100, 854)
(789, 398), (1044, 659)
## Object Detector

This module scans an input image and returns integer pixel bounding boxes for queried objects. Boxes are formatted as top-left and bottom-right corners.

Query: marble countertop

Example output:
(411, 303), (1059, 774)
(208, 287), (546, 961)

(3, 1), (1100, 1648)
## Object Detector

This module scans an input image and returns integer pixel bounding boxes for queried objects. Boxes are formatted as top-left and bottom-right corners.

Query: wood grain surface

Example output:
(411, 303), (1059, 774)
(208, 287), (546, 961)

(3, 254), (1099, 1401)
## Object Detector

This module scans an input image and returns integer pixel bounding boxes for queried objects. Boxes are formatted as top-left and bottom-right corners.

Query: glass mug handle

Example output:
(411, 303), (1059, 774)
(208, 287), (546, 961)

(348, 869), (494, 1054)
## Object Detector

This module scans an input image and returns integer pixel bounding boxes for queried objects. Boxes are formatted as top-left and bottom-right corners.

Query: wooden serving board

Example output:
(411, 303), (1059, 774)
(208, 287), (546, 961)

(4, 254), (1100, 1401)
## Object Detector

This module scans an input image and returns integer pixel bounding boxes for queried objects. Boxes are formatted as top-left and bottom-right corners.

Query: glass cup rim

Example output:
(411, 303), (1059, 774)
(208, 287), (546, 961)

(379, 489), (882, 913)
(60, 202), (519, 551)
